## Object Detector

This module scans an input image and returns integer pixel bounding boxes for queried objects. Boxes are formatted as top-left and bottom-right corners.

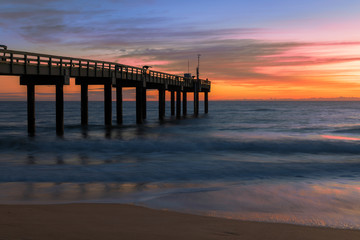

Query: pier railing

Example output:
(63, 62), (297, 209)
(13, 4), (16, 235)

(0, 49), (210, 90)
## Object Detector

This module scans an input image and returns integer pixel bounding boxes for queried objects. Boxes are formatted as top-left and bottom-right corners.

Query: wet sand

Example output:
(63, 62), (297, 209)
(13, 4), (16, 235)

(0, 203), (359, 240)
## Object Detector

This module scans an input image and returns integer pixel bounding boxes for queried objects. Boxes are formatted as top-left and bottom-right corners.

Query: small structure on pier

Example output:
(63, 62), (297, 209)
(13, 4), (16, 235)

(0, 48), (211, 136)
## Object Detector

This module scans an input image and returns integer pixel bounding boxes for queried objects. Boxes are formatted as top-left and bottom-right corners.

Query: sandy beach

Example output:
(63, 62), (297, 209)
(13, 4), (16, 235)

(0, 204), (359, 240)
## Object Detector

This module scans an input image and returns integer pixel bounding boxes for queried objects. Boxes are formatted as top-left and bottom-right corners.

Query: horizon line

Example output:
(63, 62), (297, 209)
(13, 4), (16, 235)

(3, 97), (360, 102)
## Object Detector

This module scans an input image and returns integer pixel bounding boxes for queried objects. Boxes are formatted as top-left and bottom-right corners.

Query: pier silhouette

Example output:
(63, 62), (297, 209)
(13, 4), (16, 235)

(0, 48), (210, 136)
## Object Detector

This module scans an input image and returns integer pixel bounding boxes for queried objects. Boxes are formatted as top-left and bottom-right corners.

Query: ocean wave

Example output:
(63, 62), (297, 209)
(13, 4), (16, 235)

(250, 108), (277, 112)
(1, 135), (360, 155)
(333, 127), (360, 134)
(0, 154), (359, 183)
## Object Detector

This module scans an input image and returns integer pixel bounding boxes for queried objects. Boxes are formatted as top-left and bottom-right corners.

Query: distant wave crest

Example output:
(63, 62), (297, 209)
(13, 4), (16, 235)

(1, 135), (360, 154)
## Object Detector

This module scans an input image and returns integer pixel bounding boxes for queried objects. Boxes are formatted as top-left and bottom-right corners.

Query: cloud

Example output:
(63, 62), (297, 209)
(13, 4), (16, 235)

(114, 39), (303, 79)
(260, 56), (360, 67)
(0, 9), (79, 21)
(312, 41), (360, 46)
(0, 93), (25, 97)
(2, 0), (360, 93)
(1, 0), (59, 5)
(0, 0), (263, 47)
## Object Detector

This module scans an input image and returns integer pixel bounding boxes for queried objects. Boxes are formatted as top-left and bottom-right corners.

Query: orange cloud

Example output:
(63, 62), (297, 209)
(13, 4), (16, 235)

(2, 39), (360, 101)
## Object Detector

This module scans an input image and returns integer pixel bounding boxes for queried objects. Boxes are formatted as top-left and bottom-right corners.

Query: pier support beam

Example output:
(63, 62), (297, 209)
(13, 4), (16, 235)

(76, 77), (113, 127)
(158, 88), (166, 120)
(136, 87), (144, 124)
(56, 83), (64, 136)
(182, 91), (187, 116)
(116, 85), (123, 125)
(21, 75), (69, 136)
(27, 84), (35, 136)
(204, 91), (208, 114)
(104, 82), (112, 126)
(194, 90), (199, 116)
(176, 90), (181, 119)
(142, 88), (147, 119)
(81, 83), (88, 126)
(171, 91), (175, 116)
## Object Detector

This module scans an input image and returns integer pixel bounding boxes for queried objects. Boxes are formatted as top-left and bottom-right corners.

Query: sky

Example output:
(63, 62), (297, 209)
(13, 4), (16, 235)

(1, 0), (360, 100)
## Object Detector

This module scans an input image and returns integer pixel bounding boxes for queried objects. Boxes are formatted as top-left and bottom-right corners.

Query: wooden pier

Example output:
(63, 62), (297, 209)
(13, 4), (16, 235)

(0, 49), (211, 136)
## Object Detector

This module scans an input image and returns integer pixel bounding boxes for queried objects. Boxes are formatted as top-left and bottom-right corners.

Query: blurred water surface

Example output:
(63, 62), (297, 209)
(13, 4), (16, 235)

(1, 101), (360, 229)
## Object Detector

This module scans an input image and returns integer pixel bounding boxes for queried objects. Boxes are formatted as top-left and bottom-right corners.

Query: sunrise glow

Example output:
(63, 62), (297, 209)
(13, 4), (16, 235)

(2, 0), (360, 100)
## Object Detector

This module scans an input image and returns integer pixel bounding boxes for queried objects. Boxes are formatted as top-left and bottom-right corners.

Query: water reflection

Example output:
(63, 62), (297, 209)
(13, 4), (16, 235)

(22, 182), (34, 200)
(79, 154), (89, 165)
(0, 181), (360, 229)
(56, 155), (64, 165)
(152, 181), (360, 229)
(81, 126), (88, 138)
(105, 126), (112, 139)
(0, 182), (161, 203)
(22, 153), (146, 166)
(27, 155), (36, 165)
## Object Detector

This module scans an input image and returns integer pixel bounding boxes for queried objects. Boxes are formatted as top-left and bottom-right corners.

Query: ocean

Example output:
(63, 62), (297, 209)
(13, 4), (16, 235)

(0, 100), (360, 229)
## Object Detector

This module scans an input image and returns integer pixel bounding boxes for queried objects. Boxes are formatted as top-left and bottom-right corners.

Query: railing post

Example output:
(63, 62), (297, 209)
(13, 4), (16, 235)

(10, 53), (13, 74)
(49, 57), (52, 75)
(24, 54), (28, 74)
(37, 56), (40, 75)
(69, 59), (73, 76)
(60, 58), (63, 75)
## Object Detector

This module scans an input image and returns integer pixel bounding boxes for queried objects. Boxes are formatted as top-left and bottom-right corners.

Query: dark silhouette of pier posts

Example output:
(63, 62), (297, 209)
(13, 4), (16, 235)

(76, 77), (113, 126)
(21, 74), (69, 136)
(171, 91), (175, 116)
(136, 86), (144, 124)
(81, 83), (88, 125)
(176, 90), (181, 119)
(192, 80), (199, 116)
(27, 83), (35, 136)
(194, 87), (199, 116)
(204, 91), (208, 114)
(56, 83), (64, 136)
(158, 88), (166, 120)
(116, 85), (123, 125)
(182, 91), (187, 116)
(104, 82), (112, 126)
(142, 88), (147, 119)
(0, 49), (211, 135)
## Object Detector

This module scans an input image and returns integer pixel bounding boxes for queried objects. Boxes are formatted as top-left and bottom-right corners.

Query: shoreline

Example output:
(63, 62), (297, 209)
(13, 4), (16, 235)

(1, 203), (359, 240)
